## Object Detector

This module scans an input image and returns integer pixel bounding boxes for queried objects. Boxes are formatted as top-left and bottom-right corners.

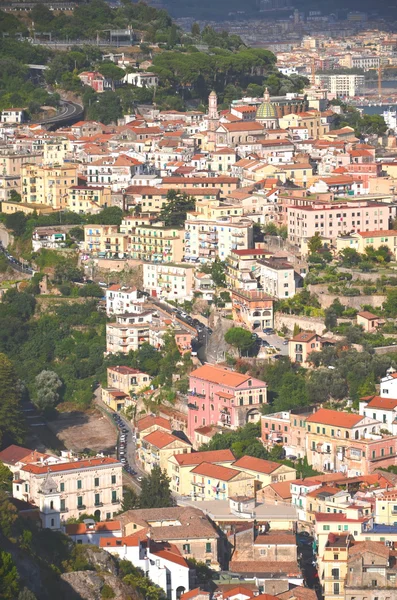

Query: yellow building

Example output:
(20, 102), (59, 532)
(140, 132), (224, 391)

(83, 224), (128, 257)
(208, 148), (236, 173)
(375, 490), (397, 525)
(101, 388), (129, 412)
(321, 533), (349, 600)
(43, 138), (71, 166)
(139, 429), (191, 473)
(21, 163), (78, 209)
(167, 449), (236, 495)
(120, 217), (184, 263)
(67, 186), (111, 213)
(107, 366), (152, 395)
(279, 110), (330, 138)
(190, 462), (256, 501)
(232, 455), (296, 491)
(336, 230), (397, 260)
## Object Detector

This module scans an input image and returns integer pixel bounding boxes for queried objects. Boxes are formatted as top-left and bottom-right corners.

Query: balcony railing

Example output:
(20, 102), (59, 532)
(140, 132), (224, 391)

(112, 498), (120, 504)
(77, 504), (86, 510)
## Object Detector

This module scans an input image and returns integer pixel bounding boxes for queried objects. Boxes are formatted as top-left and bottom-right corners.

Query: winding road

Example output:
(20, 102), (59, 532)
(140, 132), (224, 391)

(35, 100), (84, 129)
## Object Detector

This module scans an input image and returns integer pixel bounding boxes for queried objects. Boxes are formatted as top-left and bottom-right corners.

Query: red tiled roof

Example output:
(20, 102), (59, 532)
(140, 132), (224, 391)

(191, 462), (242, 481)
(173, 449), (235, 466)
(357, 311), (379, 320)
(22, 457), (120, 475)
(306, 408), (363, 429)
(363, 396), (397, 410)
(150, 541), (188, 568)
(268, 481), (292, 499)
(136, 415), (171, 432)
(233, 456), (282, 475)
(142, 430), (188, 449)
(65, 520), (121, 535)
(358, 230), (397, 238)
(180, 589), (209, 600)
(0, 445), (49, 466)
(223, 586), (255, 599)
(190, 365), (253, 387)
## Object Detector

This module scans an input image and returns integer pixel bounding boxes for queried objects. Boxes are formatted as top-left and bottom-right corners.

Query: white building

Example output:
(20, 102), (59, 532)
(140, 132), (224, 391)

(106, 284), (143, 316)
(65, 520), (122, 544)
(123, 72), (158, 87)
(106, 312), (154, 354)
(100, 533), (190, 600)
(258, 258), (297, 299)
(359, 370), (397, 435)
(11, 454), (123, 528)
(1, 108), (25, 124)
(185, 216), (254, 263)
(32, 227), (67, 251)
(142, 263), (195, 300)
(315, 74), (365, 98)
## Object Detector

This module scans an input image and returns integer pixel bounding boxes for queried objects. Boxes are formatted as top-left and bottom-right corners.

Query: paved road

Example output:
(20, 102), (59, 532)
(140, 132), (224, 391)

(257, 331), (289, 356)
(0, 243), (34, 276)
(35, 100), (83, 127)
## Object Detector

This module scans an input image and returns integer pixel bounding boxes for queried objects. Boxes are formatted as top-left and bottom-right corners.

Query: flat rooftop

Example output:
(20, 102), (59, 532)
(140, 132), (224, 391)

(178, 499), (298, 521)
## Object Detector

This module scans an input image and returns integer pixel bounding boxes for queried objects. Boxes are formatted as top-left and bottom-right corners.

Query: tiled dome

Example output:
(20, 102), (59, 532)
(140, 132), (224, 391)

(256, 101), (277, 120)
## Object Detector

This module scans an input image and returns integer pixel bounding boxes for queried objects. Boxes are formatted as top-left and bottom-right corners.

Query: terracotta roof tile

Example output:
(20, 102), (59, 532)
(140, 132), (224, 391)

(306, 408), (364, 429)
(173, 449), (235, 466)
(233, 456), (282, 475)
(191, 462), (242, 481)
(142, 430), (188, 449)
(137, 415), (171, 432)
(22, 457), (120, 475)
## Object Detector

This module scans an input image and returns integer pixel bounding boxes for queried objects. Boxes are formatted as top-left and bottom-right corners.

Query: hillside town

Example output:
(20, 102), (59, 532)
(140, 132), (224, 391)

(4, 2), (397, 599)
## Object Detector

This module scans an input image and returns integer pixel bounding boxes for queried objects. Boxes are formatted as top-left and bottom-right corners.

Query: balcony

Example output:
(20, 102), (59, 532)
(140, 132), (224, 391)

(95, 502), (103, 507)
(112, 498), (120, 504)
(60, 507), (69, 513)
(77, 504), (86, 510)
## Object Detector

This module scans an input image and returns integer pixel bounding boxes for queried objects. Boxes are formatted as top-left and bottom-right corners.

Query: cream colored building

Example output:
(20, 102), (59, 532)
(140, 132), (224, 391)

(167, 449), (236, 496)
(185, 215), (253, 263)
(120, 217), (185, 263)
(43, 138), (71, 166)
(12, 456), (123, 527)
(232, 456), (296, 491)
(83, 224), (128, 257)
(106, 313), (153, 354)
(142, 262), (195, 300)
(336, 230), (397, 259)
(21, 163), (78, 209)
(279, 111), (329, 138)
(67, 186), (111, 213)
(258, 258), (297, 299)
(190, 462), (256, 501)
(139, 429), (191, 473)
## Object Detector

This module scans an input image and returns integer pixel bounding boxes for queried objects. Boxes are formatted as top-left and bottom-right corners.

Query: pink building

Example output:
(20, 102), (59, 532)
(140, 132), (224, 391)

(287, 201), (390, 245)
(187, 365), (267, 440)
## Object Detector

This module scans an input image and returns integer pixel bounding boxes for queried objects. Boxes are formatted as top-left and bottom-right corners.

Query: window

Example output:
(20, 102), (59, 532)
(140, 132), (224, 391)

(111, 475), (116, 484)
(183, 544), (191, 553)
(77, 479), (82, 490)
(95, 493), (101, 505)
(60, 499), (66, 512)
(94, 477), (99, 487)
(77, 496), (83, 508)
(112, 490), (117, 503)
(206, 542), (211, 553)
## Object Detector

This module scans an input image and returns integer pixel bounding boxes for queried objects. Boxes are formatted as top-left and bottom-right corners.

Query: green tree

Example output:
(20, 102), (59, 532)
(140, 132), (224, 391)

(0, 492), (18, 537)
(262, 222), (278, 236)
(383, 289), (397, 317)
(91, 206), (124, 226)
(308, 232), (323, 254)
(191, 22), (200, 36)
(5, 211), (27, 236)
(211, 258), (226, 287)
(339, 247), (361, 267)
(34, 370), (62, 412)
(18, 588), (38, 600)
(139, 466), (174, 509)
(0, 551), (19, 600)
(0, 461), (12, 492)
(268, 444), (284, 461)
(0, 353), (25, 448)
(9, 190), (21, 202)
(87, 91), (123, 125)
(324, 308), (337, 331)
(225, 327), (254, 356)
(101, 584), (115, 599)
(158, 190), (195, 227)
(68, 226), (84, 241)
(121, 486), (139, 511)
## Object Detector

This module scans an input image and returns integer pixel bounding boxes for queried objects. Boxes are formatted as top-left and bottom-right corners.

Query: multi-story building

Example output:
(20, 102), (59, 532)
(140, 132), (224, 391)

(42, 138), (71, 166)
(118, 506), (221, 570)
(106, 312), (154, 354)
(287, 201), (390, 247)
(66, 185), (111, 213)
(305, 408), (397, 476)
(139, 429), (191, 473)
(225, 249), (272, 291)
(278, 110), (329, 138)
(105, 285), (142, 316)
(190, 462), (256, 501)
(288, 331), (335, 367)
(167, 449), (236, 496)
(83, 224), (125, 257)
(86, 155), (143, 191)
(107, 366), (152, 395)
(142, 262), (195, 300)
(314, 73), (365, 98)
(12, 455), (123, 527)
(120, 217), (185, 263)
(21, 163), (78, 209)
(185, 215), (254, 263)
(336, 230), (397, 260)
(187, 364), (267, 439)
(232, 456), (296, 491)
(344, 541), (397, 600)
(231, 289), (274, 330)
(258, 258), (297, 299)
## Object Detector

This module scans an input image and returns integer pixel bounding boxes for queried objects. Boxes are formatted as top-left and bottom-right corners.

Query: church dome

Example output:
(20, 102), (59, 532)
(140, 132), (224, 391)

(256, 101), (277, 120)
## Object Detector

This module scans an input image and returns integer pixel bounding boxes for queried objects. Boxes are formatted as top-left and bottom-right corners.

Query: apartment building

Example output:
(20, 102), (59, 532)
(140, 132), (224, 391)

(231, 289), (274, 330)
(287, 201), (390, 246)
(190, 462), (256, 501)
(86, 155), (143, 191)
(185, 216), (254, 263)
(106, 311), (156, 354)
(258, 258), (297, 299)
(1, 108), (26, 124)
(142, 262), (195, 300)
(207, 148), (236, 172)
(139, 429), (191, 473)
(105, 285), (142, 316)
(187, 364), (267, 439)
(167, 449), (236, 496)
(231, 456), (296, 490)
(225, 249), (272, 291)
(83, 224), (128, 257)
(343, 54), (381, 70)
(305, 408), (397, 476)
(107, 366), (152, 395)
(118, 506), (221, 569)
(314, 74), (365, 98)
(161, 176), (240, 193)
(66, 185), (111, 213)
(43, 138), (70, 165)
(336, 230), (397, 260)
(12, 455), (123, 527)
(120, 217), (185, 263)
(278, 111), (329, 138)
(21, 163), (78, 209)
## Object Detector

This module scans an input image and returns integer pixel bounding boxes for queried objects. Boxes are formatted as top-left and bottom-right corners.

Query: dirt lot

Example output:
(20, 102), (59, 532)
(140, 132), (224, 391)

(47, 409), (118, 455)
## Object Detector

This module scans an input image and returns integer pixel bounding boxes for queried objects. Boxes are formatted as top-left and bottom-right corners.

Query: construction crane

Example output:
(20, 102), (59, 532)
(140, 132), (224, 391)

(378, 64), (397, 96)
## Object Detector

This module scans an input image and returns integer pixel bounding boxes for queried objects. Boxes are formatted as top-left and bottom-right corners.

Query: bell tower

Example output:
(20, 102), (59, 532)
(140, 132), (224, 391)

(207, 90), (219, 148)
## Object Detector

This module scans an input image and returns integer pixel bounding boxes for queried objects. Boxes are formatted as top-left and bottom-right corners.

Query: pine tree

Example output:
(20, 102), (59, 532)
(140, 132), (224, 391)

(139, 466), (174, 509)
(0, 353), (25, 448)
